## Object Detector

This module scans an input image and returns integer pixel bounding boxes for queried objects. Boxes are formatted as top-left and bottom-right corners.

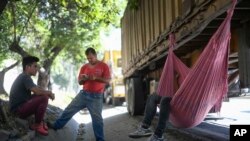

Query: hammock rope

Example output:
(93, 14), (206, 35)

(157, 0), (237, 128)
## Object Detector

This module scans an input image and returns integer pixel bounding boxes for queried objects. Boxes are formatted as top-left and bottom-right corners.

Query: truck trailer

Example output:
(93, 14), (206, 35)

(121, 0), (250, 115)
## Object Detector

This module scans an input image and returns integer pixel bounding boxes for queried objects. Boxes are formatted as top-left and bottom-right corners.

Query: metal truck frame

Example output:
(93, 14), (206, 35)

(121, 0), (250, 115)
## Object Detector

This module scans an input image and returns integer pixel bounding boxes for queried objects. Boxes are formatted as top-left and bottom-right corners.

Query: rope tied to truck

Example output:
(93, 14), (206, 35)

(157, 0), (237, 128)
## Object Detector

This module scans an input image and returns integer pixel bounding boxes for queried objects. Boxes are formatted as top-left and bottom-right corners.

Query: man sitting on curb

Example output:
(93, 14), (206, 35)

(9, 56), (55, 136)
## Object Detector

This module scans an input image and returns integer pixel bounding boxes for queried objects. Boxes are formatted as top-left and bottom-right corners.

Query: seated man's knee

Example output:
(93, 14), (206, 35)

(160, 97), (172, 106)
(39, 95), (49, 102)
(148, 92), (159, 100)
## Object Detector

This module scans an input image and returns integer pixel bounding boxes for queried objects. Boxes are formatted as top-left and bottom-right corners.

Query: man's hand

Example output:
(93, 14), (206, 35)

(79, 74), (89, 84)
(49, 92), (55, 100)
(81, 74), (89, 81)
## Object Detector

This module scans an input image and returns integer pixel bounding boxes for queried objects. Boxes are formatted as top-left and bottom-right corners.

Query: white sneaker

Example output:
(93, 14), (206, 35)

(147, 134), (165, 141)
(129, 126), (153, 138)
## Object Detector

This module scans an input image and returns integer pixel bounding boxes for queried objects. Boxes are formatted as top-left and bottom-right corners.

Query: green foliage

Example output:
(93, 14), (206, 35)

(53, 74), (69, 89)
(0, 0), (126, 89)
(0, 11), (18, 66)
(51, 56), (79, 91)
(127, 0), (139, 10)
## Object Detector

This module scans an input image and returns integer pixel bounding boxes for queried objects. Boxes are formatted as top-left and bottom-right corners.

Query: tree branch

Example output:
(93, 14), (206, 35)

(1, 61), (19, 73)
(9, 40), (30, 57)
(10, 0), (17, 42)
(44, 45), (63, 70)
(17, 0), (39, 42)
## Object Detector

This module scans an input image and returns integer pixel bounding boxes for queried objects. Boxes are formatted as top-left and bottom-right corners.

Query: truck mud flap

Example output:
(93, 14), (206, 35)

(126, 77), (145, 116)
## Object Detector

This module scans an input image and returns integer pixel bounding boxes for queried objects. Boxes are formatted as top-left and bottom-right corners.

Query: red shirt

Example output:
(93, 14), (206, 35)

(78, 61), (110, 94)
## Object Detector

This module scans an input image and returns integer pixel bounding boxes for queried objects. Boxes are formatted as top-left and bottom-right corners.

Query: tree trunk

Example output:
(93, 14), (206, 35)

(0, 99), (8, 124)
(0, 61), (19, 96)
(37, 45), (63, 90)
(0, 72), (7, 95)
(38, 70), (50, 90)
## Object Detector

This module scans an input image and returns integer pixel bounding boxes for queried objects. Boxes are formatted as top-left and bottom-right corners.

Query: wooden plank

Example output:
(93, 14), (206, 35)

(137, 3), (143, 56)
(154, 0), (160, 40)
(149, 0), (155, 42)
(159, 0), (165, 33)
(145, 0), (151, 47)
(141, 0), (146, 52)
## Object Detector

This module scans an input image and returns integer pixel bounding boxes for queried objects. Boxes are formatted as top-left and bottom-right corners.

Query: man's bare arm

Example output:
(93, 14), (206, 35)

(30, 86), (55, 100)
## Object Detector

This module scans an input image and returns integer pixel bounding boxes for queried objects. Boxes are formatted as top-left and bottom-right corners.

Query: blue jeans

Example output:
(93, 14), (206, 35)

(53, 90), (104, 141)
(142, 94), (172, 137)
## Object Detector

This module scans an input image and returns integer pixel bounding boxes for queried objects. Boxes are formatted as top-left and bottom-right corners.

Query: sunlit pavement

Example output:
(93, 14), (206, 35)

(68, 96), (250, 141)
(72, 104), (128, 125)
(174, 95), (250, 141)
(72, 105), (203, 141)
(205, 95), (250, 126)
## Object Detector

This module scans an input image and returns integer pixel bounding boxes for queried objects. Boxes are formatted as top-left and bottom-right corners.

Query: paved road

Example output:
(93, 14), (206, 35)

(32, 95), (250, 141)
(79, 105), (206, 141)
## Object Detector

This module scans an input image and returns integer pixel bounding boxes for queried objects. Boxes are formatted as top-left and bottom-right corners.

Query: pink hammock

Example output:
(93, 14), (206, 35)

(157, 0), (237, 128)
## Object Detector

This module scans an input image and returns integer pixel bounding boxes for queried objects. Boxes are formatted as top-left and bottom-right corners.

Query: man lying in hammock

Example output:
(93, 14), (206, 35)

(129, 93), (172, 141)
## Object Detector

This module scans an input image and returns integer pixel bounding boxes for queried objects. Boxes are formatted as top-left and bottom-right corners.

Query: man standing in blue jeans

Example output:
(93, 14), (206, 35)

(50, 48), (111, 141)
(129, 93), (172, 141)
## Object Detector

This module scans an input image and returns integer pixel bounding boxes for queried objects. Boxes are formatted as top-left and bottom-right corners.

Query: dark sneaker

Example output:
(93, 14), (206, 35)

(147, 134), (165, 141)
(129, 127), (153, 138)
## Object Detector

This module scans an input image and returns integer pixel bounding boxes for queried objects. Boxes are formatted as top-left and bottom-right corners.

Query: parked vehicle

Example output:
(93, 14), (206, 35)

(121, 0), (250, 115)
(103, 50), (125, 106)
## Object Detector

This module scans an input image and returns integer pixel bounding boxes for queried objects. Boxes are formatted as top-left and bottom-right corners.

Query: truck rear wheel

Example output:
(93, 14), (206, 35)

(126, 77), (145, 116)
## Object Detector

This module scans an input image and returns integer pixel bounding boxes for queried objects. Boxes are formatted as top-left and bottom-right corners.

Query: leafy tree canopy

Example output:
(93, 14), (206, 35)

(0, 0), (127, 89)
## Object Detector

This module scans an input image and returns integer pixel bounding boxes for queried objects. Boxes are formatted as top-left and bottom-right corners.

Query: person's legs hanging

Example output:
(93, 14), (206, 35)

(142, 93), (162, 128)
(86, 92), (104, 141)
(128, 93), (162, 138)
(154, 97), (172, 137)
(53, 90), (86, 129)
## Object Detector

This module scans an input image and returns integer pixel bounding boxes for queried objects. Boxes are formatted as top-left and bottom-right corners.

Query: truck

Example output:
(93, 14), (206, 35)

(121, 0), (250, 115)
(103, 50), (125, 106)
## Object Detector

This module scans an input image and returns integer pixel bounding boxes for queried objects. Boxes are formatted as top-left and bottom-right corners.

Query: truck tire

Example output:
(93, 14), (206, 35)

(125, 79), (131, 113)
(127, 77), (145, 116)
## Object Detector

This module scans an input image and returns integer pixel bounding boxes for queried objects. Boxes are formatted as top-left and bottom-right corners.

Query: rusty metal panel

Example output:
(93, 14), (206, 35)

(159, 0), (165, 32)
(182, 0), (195, 18)
(148, 0), (153, 44)
(132, 10), (137, 64)
(153, 0), (160, 40)
(121, 0), (236, 77)
(145, 0), (151, 46)
(122, 0), (184, 77)
(137, 6), (143, 55)
(165, 0), (171, 30)
(174, 0), (183, 19)
(166, 0), (175, 29)
(140, 0), (146, 53)
(121, 15), (128, 72)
